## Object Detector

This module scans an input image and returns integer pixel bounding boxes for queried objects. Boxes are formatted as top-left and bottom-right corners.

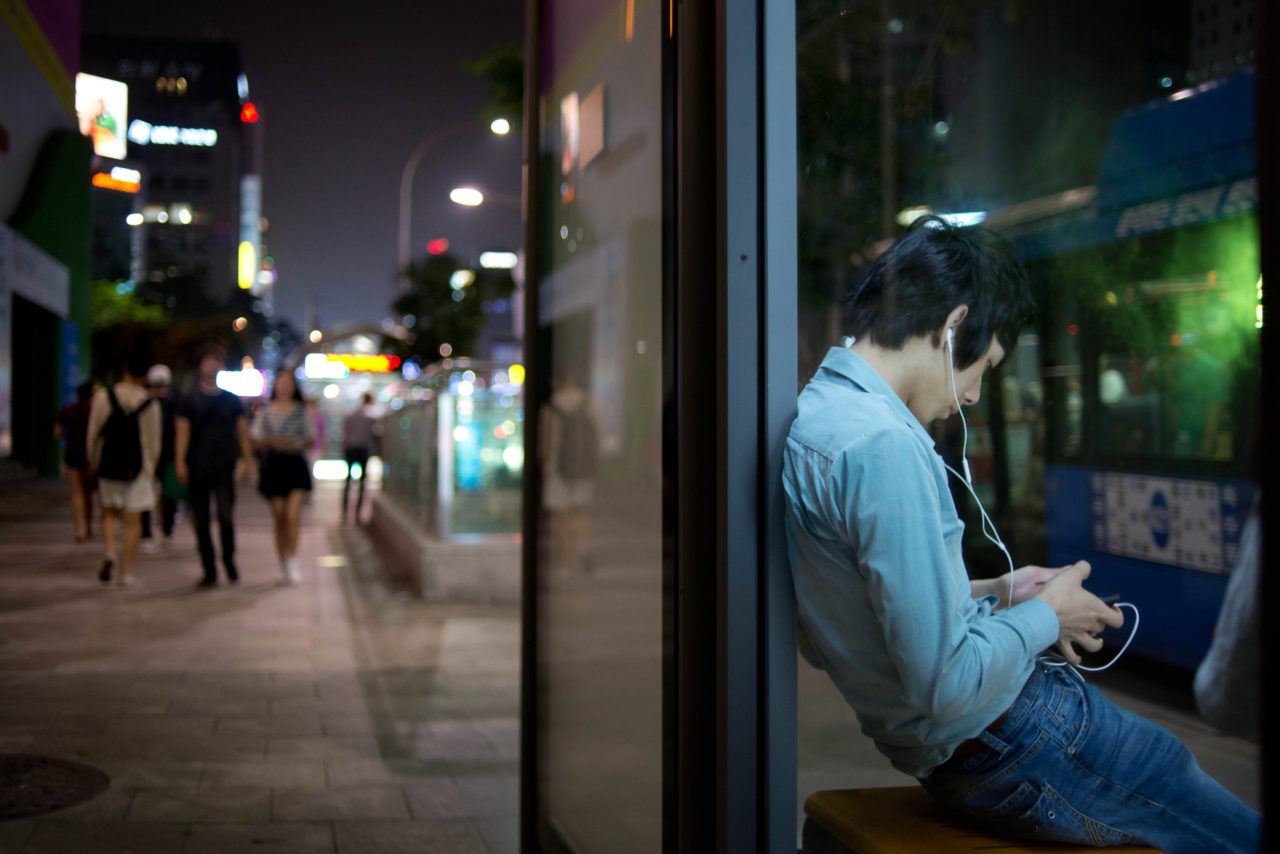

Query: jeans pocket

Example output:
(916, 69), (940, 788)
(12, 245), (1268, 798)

(987, 781), (1132, 847)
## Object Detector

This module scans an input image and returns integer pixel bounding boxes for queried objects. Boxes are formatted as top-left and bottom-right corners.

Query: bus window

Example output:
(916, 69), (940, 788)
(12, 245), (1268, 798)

(1091, 262), (1258, 467)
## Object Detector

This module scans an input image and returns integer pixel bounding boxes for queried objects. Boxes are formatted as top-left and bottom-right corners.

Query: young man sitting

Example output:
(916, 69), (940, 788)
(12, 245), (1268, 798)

(783, 217), (1258, 853)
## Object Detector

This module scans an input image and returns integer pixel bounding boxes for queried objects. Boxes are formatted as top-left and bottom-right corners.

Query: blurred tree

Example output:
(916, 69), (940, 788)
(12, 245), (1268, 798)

(465, 44), (524, 132)
(795, 0), (1012, 378)
(89, 279), (168, 329)
(391, 254), (515, 363)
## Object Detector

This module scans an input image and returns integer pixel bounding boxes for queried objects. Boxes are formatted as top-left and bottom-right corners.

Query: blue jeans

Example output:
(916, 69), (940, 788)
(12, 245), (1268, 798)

(922, 661), (1259, 853)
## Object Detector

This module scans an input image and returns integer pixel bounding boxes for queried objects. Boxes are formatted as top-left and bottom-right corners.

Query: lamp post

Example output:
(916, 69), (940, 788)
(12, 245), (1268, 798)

(397, 119), (513, 293)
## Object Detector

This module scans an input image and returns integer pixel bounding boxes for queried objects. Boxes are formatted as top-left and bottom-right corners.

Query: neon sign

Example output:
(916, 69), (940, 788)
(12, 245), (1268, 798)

(127, 119), (218, 147)
(303, 353), (402, 379)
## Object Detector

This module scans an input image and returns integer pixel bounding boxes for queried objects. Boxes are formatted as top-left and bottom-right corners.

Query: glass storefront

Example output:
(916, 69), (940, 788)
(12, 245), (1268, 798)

(531, 0), (666, 849)
(794, 0), (1259, 812)
(525, 0), (1265, 847)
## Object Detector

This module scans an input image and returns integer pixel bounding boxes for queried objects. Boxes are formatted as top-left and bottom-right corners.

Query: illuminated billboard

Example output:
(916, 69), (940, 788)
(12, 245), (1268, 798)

(75, 73), (128, 160)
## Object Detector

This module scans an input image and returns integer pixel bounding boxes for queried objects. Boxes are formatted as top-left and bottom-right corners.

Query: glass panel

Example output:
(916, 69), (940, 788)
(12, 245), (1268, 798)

(449, 378), (524, 536)
(795, 0), (1260, 824)
(534, 0), (665, 849)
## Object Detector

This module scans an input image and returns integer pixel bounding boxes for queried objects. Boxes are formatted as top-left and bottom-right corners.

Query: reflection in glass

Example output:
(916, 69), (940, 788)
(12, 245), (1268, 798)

(535, 0), (664, 849)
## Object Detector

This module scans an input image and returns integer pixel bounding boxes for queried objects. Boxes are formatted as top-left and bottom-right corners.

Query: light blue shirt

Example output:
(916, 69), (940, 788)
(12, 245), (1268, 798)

(783, 347), (1059, 778)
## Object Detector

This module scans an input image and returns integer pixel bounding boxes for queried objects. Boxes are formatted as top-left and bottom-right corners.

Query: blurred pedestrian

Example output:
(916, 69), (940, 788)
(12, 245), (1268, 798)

(341, 392), (378, 524)
(251, 370), (314, 584)
(539, 368), (600, 574)
(176, 346), (254, 587)
(145, 364), (181, 549)
(86, 349), (160, 587)
(54, 381), (98, 542)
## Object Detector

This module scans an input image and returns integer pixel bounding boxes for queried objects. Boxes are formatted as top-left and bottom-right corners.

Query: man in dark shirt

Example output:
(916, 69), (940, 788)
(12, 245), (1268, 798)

(340, 392), (378, 523)
(176, 346), (254, 586)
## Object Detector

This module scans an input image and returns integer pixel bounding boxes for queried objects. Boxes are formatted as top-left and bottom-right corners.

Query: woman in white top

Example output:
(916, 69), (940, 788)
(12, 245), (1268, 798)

(251, 371), (314, 583)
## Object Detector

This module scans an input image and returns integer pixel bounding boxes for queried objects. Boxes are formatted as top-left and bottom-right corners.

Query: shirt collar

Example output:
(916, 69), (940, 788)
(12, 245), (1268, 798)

(816, 346), (936, 446)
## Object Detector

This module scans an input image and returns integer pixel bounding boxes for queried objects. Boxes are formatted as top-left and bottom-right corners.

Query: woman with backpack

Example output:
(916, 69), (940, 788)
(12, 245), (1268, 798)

(86, 349), (161, 587)
(251, 370), (314, 584)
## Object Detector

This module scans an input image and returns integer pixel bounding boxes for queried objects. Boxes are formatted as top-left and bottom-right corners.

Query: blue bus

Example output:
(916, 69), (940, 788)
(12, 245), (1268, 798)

(977, 70), (1259, 670)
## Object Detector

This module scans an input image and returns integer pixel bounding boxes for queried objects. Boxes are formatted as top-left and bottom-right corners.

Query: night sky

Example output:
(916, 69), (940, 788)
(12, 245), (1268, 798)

(83, 0), (525, 332)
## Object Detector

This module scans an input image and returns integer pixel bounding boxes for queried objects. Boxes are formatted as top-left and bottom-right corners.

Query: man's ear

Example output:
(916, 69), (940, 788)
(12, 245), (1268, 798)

(936, 304), (969, 347)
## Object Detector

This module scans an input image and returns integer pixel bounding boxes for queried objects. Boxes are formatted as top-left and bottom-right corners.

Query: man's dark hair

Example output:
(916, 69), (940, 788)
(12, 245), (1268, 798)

(194, 343), (227, 369)
(118, 339), (154, 380)
(845, 216), (1034, 369)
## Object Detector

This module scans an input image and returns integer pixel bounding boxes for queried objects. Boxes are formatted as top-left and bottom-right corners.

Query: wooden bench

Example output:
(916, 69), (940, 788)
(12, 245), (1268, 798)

(804, 787), (1163, 853)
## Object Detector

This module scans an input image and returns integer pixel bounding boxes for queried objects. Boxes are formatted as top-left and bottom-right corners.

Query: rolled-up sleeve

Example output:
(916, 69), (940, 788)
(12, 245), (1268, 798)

(833, 429), (1058, 727)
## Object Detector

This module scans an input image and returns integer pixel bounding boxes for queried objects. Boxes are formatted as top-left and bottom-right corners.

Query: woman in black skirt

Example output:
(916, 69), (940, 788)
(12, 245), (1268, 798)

(251, 370), (314, 583)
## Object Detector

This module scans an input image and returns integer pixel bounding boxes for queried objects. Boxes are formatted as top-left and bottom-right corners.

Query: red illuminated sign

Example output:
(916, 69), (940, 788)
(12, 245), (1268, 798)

(427, 238), (450, 255)
(240, 102), (260, 123)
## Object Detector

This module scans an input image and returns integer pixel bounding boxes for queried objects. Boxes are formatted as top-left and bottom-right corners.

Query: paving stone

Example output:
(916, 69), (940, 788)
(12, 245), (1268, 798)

(474, 814), (519, 854)
(127, 787), (272, 823)
(183, 821), (336, 854)
(40, 785), (137, 822)
(324, 758), (453, 787)
(333, 819), (487, 854)
(200, 759), (326, 788)
(266, 736), (384, 760)
(272, 786), (410, 821)
(17, 821), (189, 854)
(0, 820), (33, 854)
(94, 759), (205, 789)
(215, 715), (324, 737)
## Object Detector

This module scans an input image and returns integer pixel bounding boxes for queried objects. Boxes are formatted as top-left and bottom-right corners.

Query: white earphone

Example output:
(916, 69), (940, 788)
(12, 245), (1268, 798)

(941, 324), (1138, 672)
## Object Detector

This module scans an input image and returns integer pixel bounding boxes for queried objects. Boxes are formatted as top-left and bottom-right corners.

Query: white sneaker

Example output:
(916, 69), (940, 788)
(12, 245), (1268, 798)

(118, 575), (136, 588)
(139, 539), (159, 554)
(287, 557), (302, 585)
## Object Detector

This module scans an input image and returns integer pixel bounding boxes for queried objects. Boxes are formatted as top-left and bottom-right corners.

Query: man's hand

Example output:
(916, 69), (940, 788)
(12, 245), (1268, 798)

(176, 460), (189, 486)
(1033, 561), (1124, 664)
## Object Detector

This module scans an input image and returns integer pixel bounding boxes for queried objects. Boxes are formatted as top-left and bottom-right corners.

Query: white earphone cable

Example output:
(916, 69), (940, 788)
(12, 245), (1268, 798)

(942, 328), (1139, 671)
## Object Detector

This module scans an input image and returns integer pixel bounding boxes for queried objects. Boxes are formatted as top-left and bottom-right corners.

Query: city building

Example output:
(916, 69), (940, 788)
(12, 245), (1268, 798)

(1, 1), (91, 475)
(80, 36), (268, 316)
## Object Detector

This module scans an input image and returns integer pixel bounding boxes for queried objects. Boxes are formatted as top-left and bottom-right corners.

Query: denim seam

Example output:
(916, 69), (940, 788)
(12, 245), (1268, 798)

(1063, 752), (1245, 852)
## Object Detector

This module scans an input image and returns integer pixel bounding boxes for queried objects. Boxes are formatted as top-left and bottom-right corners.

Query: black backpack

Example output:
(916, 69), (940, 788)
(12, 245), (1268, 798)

(97, 386), (153, 481)
(553, 399), (598, 481)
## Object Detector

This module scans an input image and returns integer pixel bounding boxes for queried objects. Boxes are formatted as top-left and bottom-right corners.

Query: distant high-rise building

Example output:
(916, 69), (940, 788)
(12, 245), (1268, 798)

(81, 37), (266, 313)
(1190, 0), (1255, 83)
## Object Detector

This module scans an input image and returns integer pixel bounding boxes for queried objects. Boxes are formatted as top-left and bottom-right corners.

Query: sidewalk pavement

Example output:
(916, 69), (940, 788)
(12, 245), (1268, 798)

(0, 478), (519, 854)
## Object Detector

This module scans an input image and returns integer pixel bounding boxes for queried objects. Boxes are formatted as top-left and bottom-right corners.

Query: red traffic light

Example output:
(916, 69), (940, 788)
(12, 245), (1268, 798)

(240, 102), (260, 123)
(426, 238), (450, 255)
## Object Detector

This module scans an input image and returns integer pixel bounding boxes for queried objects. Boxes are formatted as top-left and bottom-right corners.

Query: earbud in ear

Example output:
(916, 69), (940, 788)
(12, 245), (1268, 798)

(945, 327), (954, 346)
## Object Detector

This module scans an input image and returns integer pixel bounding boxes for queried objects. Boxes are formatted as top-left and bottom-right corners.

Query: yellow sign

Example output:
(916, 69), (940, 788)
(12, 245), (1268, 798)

(238, 241), (256, 289)
(325, 354), (403, 373)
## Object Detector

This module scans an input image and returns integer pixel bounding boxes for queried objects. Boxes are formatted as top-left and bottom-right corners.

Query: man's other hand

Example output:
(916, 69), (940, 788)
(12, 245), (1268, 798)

(1033, 561), (1125, 664)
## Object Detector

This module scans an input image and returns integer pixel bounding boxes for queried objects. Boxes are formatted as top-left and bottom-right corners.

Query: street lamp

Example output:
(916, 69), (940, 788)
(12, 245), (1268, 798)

(398, 120), (513, 292)
(448, 187), (522, 211)
(449, 187), (485, 207)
